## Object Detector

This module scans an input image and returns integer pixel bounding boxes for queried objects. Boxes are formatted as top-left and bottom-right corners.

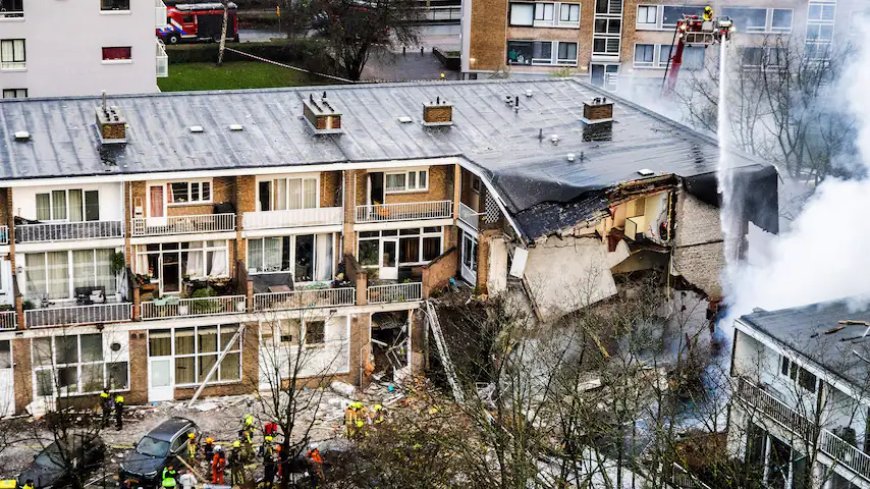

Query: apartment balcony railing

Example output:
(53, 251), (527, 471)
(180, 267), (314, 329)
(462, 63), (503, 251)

(131, 213), (235, 236)
(0, 7), (24, 18)
(253, 287), (355, 312)
(355, 200), (452, 223)
(367, 282), (422, 304)
(0, 226), (8, 245)
(156, 40), (169, 78)
(736, 378), (870, 482)
(243, 207), (343, 230)
(155, 0), (167, 28)
(459, 202), (479, 230)
(141, 294), (247, 320)
(25, 303), (132, 328)
(15, 221), (124, 243)
(0, 311), (16, 330)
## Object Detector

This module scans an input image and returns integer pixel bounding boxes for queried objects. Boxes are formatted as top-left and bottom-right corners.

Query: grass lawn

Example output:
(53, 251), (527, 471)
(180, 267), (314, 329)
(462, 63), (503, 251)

(158, 61), (333, 92)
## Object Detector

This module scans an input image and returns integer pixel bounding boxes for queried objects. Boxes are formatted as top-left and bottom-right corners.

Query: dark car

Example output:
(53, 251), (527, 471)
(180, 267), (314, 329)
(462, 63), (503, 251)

(18, 434), (106, 489)
(119, 417), (198, 485)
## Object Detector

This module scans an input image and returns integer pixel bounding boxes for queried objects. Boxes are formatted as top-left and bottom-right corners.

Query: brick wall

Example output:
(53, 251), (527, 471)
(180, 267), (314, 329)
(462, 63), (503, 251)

(12, 337), (32, 414)
(128, 330), (148, 405)
(672, 188), (724, 299)
(383, 165), (452, 205)
(321, 171), (341, 208)
(348, 313), (371, 386)
(0, 188), (9, 228)
(409, 310), (426, 373)
(130, 177), (235, 218)
(475, 229), (501, 294)
(236, 175), (256, 214)
(468, 0), (509, 71)
(422, 246), (459, 297)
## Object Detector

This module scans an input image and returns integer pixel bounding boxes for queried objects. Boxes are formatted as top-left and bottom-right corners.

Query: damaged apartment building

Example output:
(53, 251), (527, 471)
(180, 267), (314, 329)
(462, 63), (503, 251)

(0, 79), (775, 416)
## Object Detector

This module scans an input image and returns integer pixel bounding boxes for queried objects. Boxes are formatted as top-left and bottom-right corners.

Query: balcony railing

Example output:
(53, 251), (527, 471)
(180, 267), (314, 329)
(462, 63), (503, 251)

(0, 311), (16, 330)
(0, 8), (24, 19)
(243, 207), (343, 230)
(0, 226), (7, 245)
(15, 221), (124, 243)
(459, 202), (479, 230)
(736, 378), (870, 482)
(156, 40), (169, 78)
(0, 61), (25, 71)
(131, 213), (235, 236)
(356, 200), (452, 223)
(25, 303), (132, 328)
(253, 287), (355, 312)
(155, 0), (167, 28)
(141, 294), (247, 320)
(367, 282), (422, 304)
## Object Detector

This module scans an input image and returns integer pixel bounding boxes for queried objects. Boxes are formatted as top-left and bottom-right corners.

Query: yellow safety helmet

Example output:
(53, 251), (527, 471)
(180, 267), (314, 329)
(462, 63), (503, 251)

(243, 414), (254, 426)
(704, 6), (712, 13)
(188, 433), (195, 439)
(265, 436), (273, 442)
(232, 440), (241, 448)
(373, 404), (383, 411)
(114, 395), (124, 403)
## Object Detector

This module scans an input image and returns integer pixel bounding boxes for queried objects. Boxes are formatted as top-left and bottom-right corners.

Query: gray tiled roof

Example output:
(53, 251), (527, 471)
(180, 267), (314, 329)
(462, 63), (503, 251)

(0, 78), (772, 240)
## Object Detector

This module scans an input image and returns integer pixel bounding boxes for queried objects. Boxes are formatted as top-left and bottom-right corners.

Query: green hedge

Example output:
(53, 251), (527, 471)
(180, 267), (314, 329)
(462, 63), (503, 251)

(166, 39), (320, 65)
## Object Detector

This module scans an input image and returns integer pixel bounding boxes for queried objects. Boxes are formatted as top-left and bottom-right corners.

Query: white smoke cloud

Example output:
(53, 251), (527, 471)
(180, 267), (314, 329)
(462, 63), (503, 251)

(724, 21), (870, 318)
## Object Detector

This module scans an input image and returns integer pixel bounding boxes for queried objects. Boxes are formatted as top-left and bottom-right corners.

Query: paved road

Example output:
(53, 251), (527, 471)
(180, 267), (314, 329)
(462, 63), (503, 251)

(362, 48), (461, 82)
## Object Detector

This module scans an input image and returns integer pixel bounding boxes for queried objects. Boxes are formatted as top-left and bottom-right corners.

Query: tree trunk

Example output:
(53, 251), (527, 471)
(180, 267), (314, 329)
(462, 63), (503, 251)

(217, 1), (229, 66)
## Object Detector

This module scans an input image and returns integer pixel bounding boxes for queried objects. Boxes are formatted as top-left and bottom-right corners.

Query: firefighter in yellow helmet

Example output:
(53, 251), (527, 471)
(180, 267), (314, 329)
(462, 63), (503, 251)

(371, 404), (386, 425)
(186, 432), (197, 463)
(703, 5), (713, 22)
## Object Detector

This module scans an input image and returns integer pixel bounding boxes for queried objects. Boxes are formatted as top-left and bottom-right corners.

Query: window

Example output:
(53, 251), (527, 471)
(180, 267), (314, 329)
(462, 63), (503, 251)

(771, 9), (793, 32)
(102, 46), (132, 61)
(35, 189), (99, 222)
(558, 3), (580, 25)
(509, 2), (534, 26)
(721, 7), (767, 33)
(0, 39), (25, 70)
(359, 228), (442, 266)
(808, 3), (835, 22)
(682, 46), (704, 70)
(305, 321), (325, 345)
(2, 88), (26, 99)
(101, 0), (130, 11)
(557, 42), (578, 64)
(741, 47), (786, 69)
(246, 234), (333, 280)
(168, 181), (210, 204)
(26, 249), (114, 300)
(661, 6), (704, 28)
(385, 170), (428, 193)
(636, 5), (657, 27)
(257, 176), (317, 211)
(634, 44), (655, 66)
(592, 16), (621, 56)
(594, 0), (621, 15)
(0, 0), (24, 18)
(594, 17), (621, 34)
(165, 325), (240, 386)
(32, 333), (128, 397)
(535, 3), (554, 22)
(780, 356), (817, 394)
(806, 2), (835, 60)
(135, 241), (230, 293)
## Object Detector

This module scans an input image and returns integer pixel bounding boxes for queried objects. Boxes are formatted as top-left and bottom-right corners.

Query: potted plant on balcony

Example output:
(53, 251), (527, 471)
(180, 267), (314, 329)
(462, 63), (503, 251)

(110, 251), (125, 302)
(190, 287), (221, 315)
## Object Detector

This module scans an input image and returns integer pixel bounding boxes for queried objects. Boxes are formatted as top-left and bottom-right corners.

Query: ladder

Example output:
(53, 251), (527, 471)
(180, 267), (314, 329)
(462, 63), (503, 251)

(425, 300), (465, 404)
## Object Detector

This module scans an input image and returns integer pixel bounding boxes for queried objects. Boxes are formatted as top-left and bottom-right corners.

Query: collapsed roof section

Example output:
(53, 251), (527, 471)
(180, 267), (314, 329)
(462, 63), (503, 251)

(0, 79), (776, 241)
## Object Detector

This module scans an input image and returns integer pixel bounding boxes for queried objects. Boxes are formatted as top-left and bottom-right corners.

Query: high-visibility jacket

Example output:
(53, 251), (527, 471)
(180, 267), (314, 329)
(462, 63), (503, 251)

(187, 440), (197, 459)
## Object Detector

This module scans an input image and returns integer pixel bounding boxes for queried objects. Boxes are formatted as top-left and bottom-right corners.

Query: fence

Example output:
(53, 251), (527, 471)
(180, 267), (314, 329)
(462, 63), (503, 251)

(254, 287), (355, 312)
(0, 311), (15, 330)
(243, 207), (342, 230)
(15, 221), (124, 243)
(355, 201), (452, 223)
(367, 283), (423, 304)
(141, 295), (247, 320)
(131, 213), (235, 236)
(25, 303), (132, 328)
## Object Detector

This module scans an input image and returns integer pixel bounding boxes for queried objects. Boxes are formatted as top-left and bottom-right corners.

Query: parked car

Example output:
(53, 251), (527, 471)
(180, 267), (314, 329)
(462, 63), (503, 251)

(119, 417), (198, 486)
(18, 434), (106, 489)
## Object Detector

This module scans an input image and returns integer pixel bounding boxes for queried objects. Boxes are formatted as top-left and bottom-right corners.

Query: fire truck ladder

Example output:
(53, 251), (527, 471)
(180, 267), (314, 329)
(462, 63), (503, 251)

(425, 300), (466, 404)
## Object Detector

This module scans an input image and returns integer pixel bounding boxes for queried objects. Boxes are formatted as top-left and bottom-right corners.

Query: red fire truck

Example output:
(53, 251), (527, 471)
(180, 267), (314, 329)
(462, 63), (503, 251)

(157, 2), (239, 44)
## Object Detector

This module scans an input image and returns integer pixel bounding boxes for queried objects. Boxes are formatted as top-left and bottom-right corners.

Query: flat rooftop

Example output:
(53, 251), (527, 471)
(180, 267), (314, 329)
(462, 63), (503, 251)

(739, 300), (870, 389)
(0, 78), (775, 240)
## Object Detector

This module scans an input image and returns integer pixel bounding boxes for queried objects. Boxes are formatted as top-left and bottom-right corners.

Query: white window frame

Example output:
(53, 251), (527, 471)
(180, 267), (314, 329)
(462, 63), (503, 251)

(592, 0), (622, 59)
(507, 40), (578, 66)
(534, 2), (555, 24)
(0, 0), (23, 19)
(805, 2), (835, 60)
(246, 233), (335, 280)
(0, 38), (25, 70)
(556, 41), (579, 65)
(385, 169), (428, 193)
(32, 333), (130, 397)
(511, 1), (579, 27)
(167, 179), (212, 206)
(100, 0), (131, 11)
(769, 8), (793, 33)
(779, 355), (818, 394)
(35, 188), (100, 222)
(134, 240), (230, 292)
(720, 6), (784, 34)
(636, 5), (658, 29)
(357, 227), (444, 268)
(633, 43), (656, 67)
(557, 3), (580, 27)
(2, 88), (27, 99)
(255, 174), (320, 212)
(508, 2), (535, 26)
(25, 249), (116, 301)
(154, 325), (242, 387)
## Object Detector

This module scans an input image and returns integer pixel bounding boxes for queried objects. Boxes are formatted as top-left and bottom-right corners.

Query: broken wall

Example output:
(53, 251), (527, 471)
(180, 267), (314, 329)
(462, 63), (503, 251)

(523, 236), (618, 322)
(671, 188), (725, 299)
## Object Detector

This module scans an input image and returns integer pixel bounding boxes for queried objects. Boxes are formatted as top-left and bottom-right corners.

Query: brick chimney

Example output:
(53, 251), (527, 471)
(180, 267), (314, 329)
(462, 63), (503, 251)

(422, 97), (453, 127)
(580, 97), (613, 142)
(303, 91), (343, 134)
(95, 91), (127, 144)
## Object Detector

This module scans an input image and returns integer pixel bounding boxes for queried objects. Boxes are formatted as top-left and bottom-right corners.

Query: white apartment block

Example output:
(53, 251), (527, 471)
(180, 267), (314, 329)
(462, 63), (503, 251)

(0, 0), (168, 99)
(730, 301), (870, 489)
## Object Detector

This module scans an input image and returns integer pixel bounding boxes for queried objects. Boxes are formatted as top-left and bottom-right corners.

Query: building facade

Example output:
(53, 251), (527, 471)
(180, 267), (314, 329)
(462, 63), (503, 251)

(0, 0), (167, 99)
(461, 0), (860, 88)
(729, 301), (870, 489)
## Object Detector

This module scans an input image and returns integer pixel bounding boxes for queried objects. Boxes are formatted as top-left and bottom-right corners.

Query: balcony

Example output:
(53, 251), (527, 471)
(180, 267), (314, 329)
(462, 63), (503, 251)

(0, 311), (16, 330)
(141, 294), (247, 320)
(458, 202), (479, 230)
(25, 303), (132, 328)
(243, 207), (342, 230)
(736, 378), (870, 482)
(131, 213), (235, 237)
(0, 226), (8, 245)
(367, 282), (423, 304)
(253, 287), (355, 312)
(155, 0), (167, 28)
(156, 40), (168, 78)
(0, 7), (23, 19)
(355, 201), (452, 223)
(15, 221), (124, 243)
